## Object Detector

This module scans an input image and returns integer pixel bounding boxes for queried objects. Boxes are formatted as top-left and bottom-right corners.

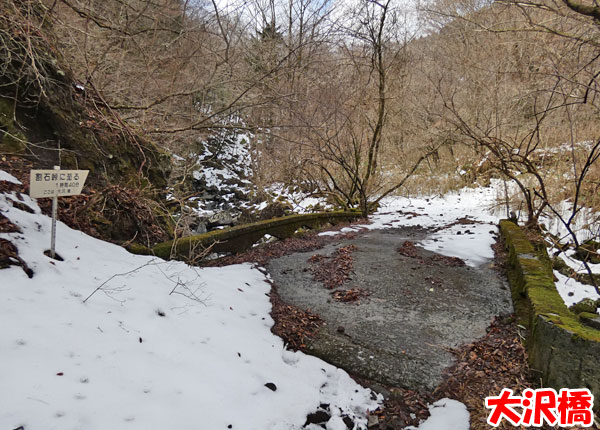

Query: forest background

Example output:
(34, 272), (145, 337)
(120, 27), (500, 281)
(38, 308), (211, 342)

(1, 0), (600, 245)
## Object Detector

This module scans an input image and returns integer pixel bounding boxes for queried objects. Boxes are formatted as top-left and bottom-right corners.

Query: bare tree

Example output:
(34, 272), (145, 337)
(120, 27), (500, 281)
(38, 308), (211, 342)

(276, 0), (440, 216)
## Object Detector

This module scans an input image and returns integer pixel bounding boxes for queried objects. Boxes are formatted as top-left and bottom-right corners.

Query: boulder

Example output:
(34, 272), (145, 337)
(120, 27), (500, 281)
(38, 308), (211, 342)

(569, 298), (598, 315)
(574, 240), (600, 264)
(207, 211), (235, 228)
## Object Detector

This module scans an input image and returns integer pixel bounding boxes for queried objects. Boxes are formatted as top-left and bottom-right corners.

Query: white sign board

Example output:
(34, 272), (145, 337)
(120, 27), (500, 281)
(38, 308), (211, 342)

(29, 169), (89, 198)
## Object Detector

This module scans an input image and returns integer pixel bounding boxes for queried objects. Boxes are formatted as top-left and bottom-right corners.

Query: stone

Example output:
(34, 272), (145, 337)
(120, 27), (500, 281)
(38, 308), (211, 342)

(367, 415), (379, 428)
(569, 298), (598, 315)
(579, 313), (600, 330)
(194, 222), (207, 234)
(574, 240), (600, 264)
(304, 410), (330, 425)
(342, 416), (354, 429)
(369, 383), (391, 399)
(207, 211), (234, 227)
(264, 382), (277, 391)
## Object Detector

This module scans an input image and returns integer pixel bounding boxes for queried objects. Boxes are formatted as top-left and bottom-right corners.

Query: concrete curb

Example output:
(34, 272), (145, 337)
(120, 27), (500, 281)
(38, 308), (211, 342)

(499, 220), (600, 411)
(150, 211), (361, 261)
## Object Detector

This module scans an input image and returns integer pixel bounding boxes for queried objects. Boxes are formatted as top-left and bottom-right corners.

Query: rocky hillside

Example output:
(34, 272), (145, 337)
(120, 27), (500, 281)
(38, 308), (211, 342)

(0, 0), (172, 246)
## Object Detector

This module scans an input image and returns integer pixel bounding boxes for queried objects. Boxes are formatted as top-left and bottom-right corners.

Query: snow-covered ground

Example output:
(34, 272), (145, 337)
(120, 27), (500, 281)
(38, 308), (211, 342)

(549, 247), (600, 310)
(540, 201), (600, 311)
(0, 169), (21, 184)
(259, 183), (334, 214)
(173, 129), (334, 221)
(554, 270), (600, 308)
(317, 182), (600, 313)
(7, 167), (598, 429)
(0, 173), (380, 429)
(320, 184), (502, 267)
(406, 399), (470, 430)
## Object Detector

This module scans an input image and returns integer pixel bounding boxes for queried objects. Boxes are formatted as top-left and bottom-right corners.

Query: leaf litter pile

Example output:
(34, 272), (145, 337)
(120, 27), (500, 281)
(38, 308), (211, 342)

(205, 233), (328, 267)
(307, 244), (370, 303)
(331, 288), (370, 303)
(396, 240), (465, 267)
(395, 241), (421, 258)
(308, 244), (357, 289)
(269, 286), (324, 351)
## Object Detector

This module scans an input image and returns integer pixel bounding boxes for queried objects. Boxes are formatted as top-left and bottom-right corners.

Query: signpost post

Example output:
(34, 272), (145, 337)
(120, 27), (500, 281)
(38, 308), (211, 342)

(29, 167), (89, 258)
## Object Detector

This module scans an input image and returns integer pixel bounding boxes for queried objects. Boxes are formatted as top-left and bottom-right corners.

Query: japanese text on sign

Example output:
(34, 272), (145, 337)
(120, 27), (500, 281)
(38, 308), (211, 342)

(29, 169), (89, 198)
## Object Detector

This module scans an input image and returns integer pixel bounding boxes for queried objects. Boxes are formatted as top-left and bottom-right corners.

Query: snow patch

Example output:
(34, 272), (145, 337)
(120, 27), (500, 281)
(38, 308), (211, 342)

(554, 271), (600, 309)
(406, 398), (470, 430)
(0, 169), (22, 184)
(0, 190), (380, 429)
(333, 184), (503, 266)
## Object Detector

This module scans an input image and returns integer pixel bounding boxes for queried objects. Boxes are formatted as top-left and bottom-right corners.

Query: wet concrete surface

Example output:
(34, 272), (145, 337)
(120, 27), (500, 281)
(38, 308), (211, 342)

(266, 226), (513, 390)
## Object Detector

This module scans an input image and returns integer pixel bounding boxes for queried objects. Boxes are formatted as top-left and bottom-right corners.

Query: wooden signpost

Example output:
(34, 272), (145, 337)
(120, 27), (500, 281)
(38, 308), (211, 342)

(29, 166), (89, 258)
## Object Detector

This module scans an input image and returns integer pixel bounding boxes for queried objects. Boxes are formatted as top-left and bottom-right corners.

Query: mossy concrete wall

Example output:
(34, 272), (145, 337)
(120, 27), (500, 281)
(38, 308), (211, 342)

(151, 211), (360, 261)
(500, 220), (600, 411)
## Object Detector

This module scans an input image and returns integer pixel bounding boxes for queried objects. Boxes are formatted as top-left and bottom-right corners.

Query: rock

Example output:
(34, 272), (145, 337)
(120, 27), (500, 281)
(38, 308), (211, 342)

(337, 326), (345, 334)
(568, 298), (597, 315)
(207, 211), (234, 228)
(574, 240), (600, 264)
(194, 222), (207, 234)
(368, 383), (391, 399)
(305, 410), (331, 425)
(367, 415), (379, 428)
(342, 416), (354, 429)
(579, 312), (600, 330)
(264, 382), (277, 391)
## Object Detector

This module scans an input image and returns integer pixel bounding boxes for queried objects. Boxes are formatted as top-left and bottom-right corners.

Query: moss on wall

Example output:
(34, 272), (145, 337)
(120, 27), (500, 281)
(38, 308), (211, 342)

(499, 220), (600, 411)
(150, 211), (359, 261)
